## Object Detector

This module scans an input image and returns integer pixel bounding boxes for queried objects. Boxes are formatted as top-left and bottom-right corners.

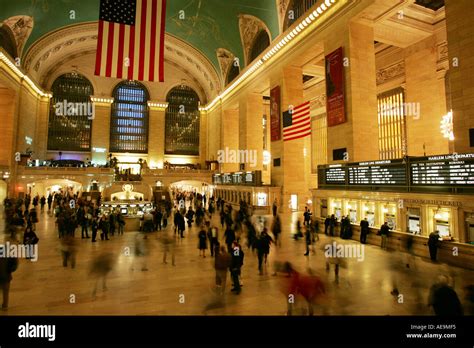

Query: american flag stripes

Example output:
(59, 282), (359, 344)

(95, 0), (167, 82)
(282, 101), (311, 141)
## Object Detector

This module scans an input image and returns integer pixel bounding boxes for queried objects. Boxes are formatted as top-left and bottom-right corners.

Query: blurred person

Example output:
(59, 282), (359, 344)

(379, 222), (390, 250)
(99, 215), (110, 241)
(47, 194), (53, 212)
(161, 232), (176, 266)
(91, 216), (99, 242)
(23, 226), (39, 259)
(230, 241), (244, 294)
(224, 224), (236, 253)
(324, 238), (348, 282)
(198, 225), (208, 257)
(304, 226), (315, 256)
(256, 228), (273, 275)
(428, 230), (440, 262)
(208, 225), (219, 257)
(162, 209), (168, 229)
(60, 234), (77, 269)
(294, 220), (303, 240)
(40, 196), (46, 213)
(428, 275), (463, 316)
(329, 214), (336, 236)
(281, 263), (326, 316)
(117, 211), (125, 235)
(272, 215), (282, 248)
(464, 285), (474, 316)
(214, 246), (231, 294)
(90, 252), (114, 298)
(0, 238), (19, 310)
(132, 233), (150, 271)
(303, 207), (312, 226)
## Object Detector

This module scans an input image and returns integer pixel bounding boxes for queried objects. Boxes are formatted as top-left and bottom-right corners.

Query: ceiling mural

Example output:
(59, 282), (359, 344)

(0, 0), (279, 71)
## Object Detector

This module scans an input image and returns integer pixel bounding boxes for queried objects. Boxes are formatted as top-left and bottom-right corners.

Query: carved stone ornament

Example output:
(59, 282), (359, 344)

(216, 48), (236, 82)
(238, 14), (270, 66)
(2, 15), (34, 56)
(376, 61), (405, 85)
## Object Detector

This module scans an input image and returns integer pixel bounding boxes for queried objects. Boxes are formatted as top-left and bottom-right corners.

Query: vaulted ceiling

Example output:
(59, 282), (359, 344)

(0, 0), (280, 72)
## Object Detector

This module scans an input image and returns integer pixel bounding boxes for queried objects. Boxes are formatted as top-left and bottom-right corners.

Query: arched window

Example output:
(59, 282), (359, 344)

(283, 0), (319, 31)
(110, 81), (149, 153)
(226, 63), (240, 85)
(0, 26), (17, 59)
(249, 30), (270, 63)
(165, 85), (200, 156)
(47, 73), (93, 152)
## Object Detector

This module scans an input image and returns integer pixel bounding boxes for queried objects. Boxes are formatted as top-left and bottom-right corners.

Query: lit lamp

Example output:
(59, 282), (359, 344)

(440, 111), (454, 141)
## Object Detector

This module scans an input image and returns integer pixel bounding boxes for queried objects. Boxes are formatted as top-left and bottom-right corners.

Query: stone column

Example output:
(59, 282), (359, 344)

(34, 97), (50, 160)
(271, 65), (309, 212)
(91, 102), (112, 165)
(221, 108), (240, 172)
(148, 107), (165, 168)
(404, 36), (449, 156)
(445, 0), (474, 153)
(239, 92), (263, 171)
(325, 21), (379, 163)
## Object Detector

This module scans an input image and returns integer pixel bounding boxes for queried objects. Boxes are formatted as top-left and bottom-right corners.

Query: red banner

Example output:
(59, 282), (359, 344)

(270, 86), (281, 141)
(325, 47), (346, 127)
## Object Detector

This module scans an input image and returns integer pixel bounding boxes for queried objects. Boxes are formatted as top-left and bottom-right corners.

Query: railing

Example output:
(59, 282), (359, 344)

(17, 166), (114, 174)
(142, 169), (216, 175)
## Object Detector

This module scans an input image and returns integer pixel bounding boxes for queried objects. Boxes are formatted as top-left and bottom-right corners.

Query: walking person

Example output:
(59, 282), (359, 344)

(304, 226), (314, 256)
(428, 275), (463, 316)
(230, 241), (244, 295)
(0, 251), (19, 311)
(47, 194), (53, 213)
(329, 215), (336, 236)
(360, 217), (369, 244)
(214, 246), (231, 294)
(428, 230), (440, 262)
(272, 215), (282, 248)
(40, 196), (46, 213)
(90, 253), (114, 298)
(60, 234), (77, 269)
(91, 217), (99, 242)
(99, 215), (109, 241)
(161, 232), (176, 266)
(208, 225), (219, 257)
(117, 212), (125, 235)
(198, 225), (208, 257)
(256, 229), (273, 275)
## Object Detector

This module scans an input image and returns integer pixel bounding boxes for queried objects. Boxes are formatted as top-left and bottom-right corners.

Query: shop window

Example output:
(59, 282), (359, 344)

(47, 73), (94, 152)
(110, 81), (150, 153)
(165, 85), (200, 156)
(377, 88), (407, 160)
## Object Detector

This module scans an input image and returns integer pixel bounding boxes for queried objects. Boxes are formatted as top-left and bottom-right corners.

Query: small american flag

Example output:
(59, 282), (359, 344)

(95, 0), (167, 82)
(282, 101), (311, 141)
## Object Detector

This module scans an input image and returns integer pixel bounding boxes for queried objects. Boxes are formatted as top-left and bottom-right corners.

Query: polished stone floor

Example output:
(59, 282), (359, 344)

(1, 208), (473, 316)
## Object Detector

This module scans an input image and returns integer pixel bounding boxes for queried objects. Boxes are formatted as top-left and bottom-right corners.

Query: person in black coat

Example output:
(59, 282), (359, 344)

(198, 226), (208, 257)
(256, 229), (273, 274)
(224, 226), (236, 253)
(0, 254), (19, 310)
(329, 215), (336, 236)
(230, 241), (244, 294)
(429, 276), (463, 316)
(177, 212), (186, 238)
(360, 218), (369, 244)
(428, 231), (440, 261)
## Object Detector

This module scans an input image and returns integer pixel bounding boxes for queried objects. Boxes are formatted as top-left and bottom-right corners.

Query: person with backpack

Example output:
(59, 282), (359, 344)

(0, 251), (19, 310)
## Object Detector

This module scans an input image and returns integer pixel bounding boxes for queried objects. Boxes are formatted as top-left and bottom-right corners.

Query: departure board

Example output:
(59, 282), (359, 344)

(411, 154), (474, 185)
(348, 161), (406, 185)
(325, 166), (346, 184)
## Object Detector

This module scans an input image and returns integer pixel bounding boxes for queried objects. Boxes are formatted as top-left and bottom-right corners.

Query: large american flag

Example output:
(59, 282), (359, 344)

(95, 0), (167, 82)
(282, 101), (311, 141)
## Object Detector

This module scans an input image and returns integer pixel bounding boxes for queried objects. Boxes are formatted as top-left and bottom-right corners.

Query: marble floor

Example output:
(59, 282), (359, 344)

(1, 209), (473, 316)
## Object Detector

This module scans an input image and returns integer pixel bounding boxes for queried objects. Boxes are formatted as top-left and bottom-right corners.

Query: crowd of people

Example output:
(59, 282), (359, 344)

(1, 188), (472, 316)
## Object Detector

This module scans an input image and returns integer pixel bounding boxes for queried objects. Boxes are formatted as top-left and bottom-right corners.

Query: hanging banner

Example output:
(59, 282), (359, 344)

(325, 47), (346, 127)
(270, 86), (281, 141)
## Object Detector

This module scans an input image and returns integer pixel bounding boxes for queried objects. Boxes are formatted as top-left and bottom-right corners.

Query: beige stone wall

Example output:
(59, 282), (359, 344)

(148, 108), (165, 168)
(239, 92), (263, 171)
(404, 35), (449, 156)
(446, 0), (474, 153)
(0, 87), (16, 167)
(91, 103), (111, 164)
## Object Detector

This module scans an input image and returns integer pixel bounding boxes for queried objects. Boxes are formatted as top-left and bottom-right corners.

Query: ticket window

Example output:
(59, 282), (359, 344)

(382, 204), (397, 230)
(468, 223), (474, 245)
(346, 202), (358, 224)
(257, 192), (268, 207)
(321, 199), (328, 218)
(407, 207), (421, 235)
(434, 209), (451, 239)
(331, 200), (342, 221)
(362, 202), (376, 227)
